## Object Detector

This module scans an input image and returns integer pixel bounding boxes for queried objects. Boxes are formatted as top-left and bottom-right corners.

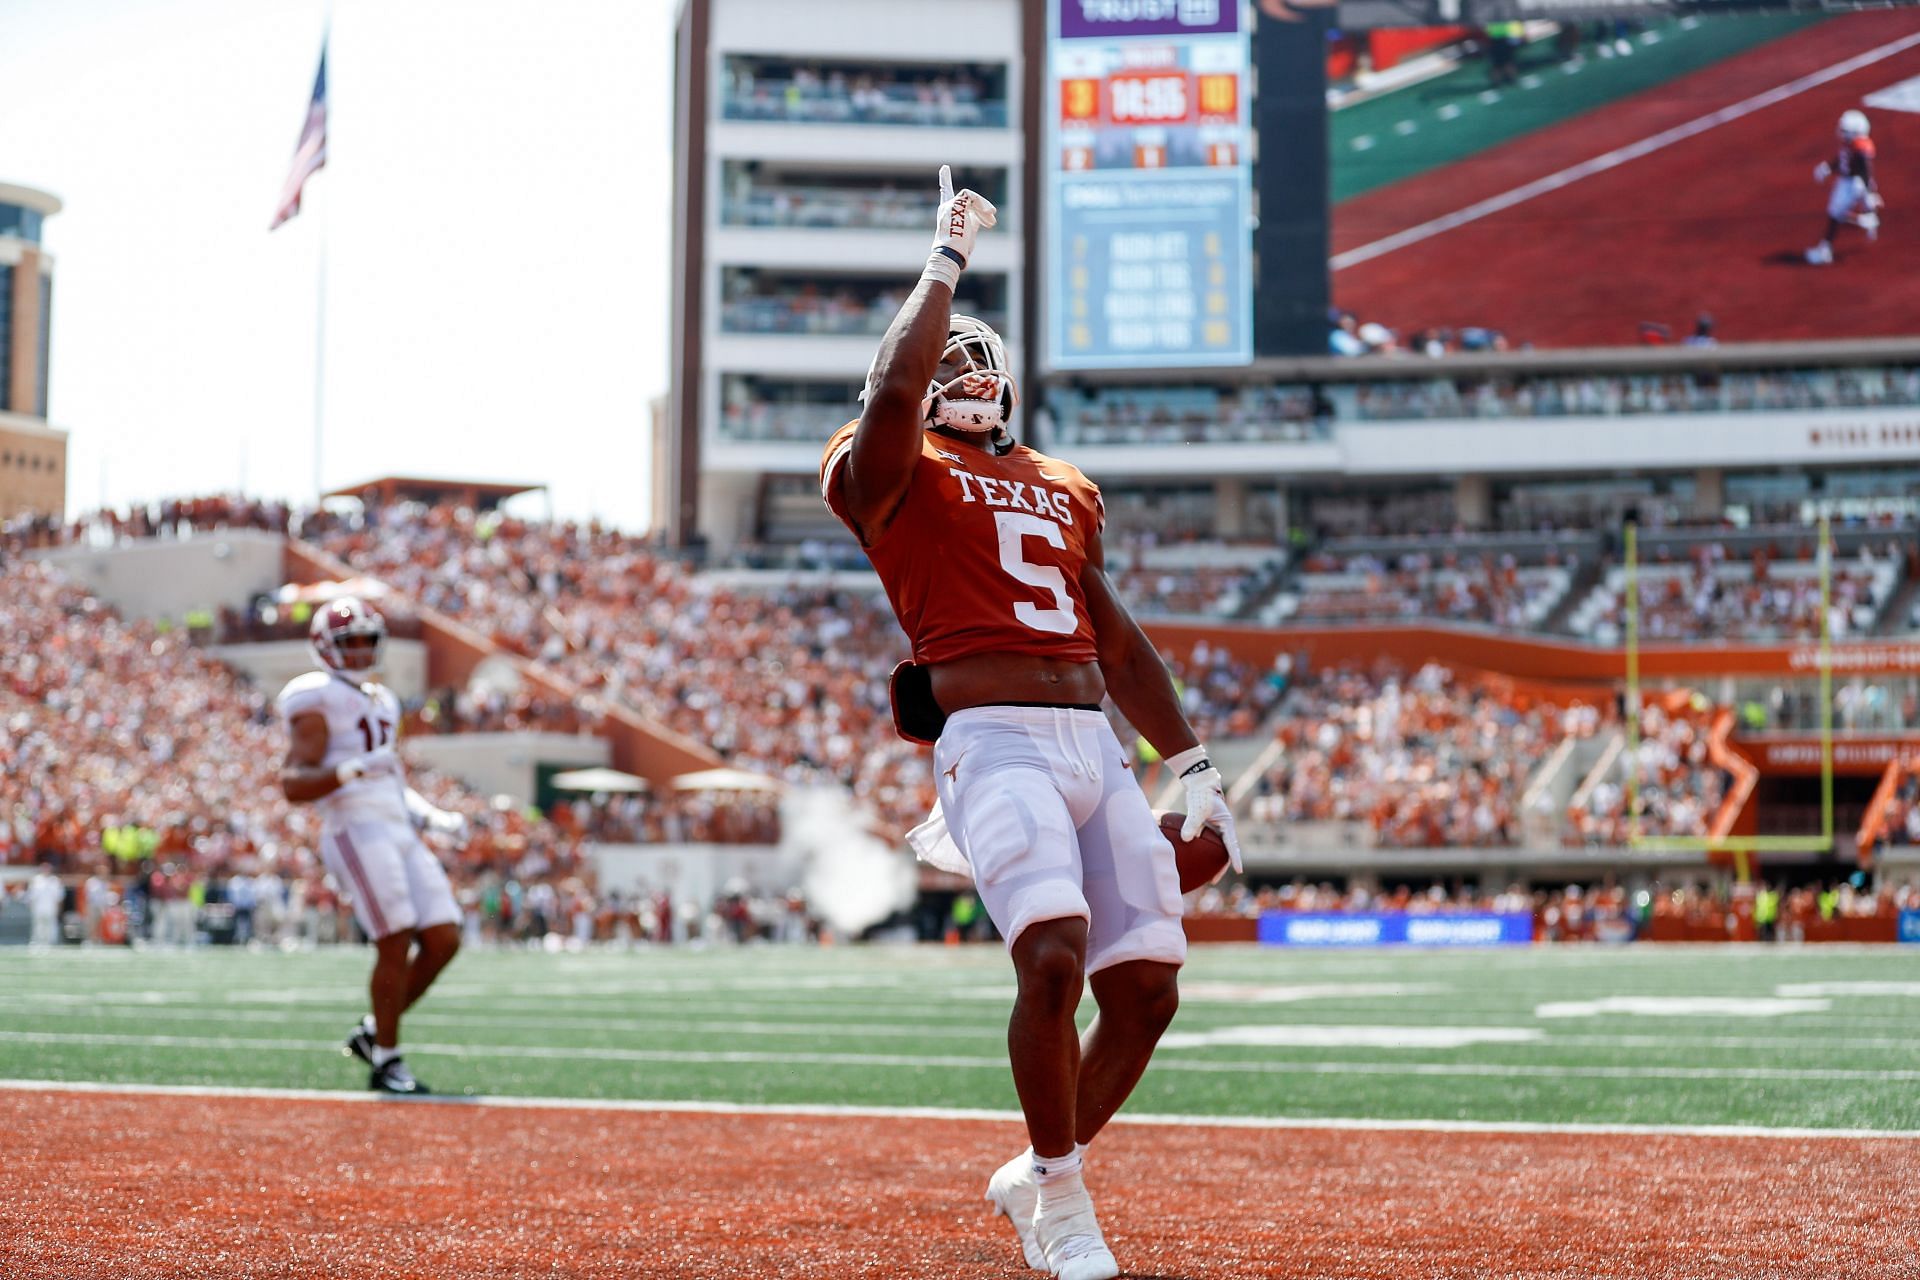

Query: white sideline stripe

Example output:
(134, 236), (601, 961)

(13, 1004), (1920, 1052)
(1331, 30), (1920, 271)
(9, 1029), (1920, 1082)
(1, 1078), (1916, 1142)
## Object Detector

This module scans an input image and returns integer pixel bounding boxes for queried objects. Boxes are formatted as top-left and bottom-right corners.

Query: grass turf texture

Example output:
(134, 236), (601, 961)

(3, 943), (1918, 1130)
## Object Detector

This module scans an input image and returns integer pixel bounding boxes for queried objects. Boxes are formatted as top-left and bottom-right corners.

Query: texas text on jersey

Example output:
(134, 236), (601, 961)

(819, 419), (1105, 666)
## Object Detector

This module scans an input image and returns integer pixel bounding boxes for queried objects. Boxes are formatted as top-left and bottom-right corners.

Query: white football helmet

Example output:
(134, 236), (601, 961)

(861, 314), (1019, 437)
(1840, 109), (1870, 139)
(923, 314), (1019, 435)
(309, 595), (387, 673)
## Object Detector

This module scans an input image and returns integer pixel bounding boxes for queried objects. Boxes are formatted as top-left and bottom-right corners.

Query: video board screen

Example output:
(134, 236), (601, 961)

(1327, 8), (1920, 352)
(1045, 0), (1255, 370)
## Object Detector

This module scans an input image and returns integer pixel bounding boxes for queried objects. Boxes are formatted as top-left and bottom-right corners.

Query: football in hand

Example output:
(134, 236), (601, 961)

(1157, 811), (1232, 893)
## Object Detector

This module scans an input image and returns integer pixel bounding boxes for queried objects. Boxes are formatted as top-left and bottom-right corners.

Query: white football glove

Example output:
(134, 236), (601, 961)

(423, 809), (468, 839)
(1815, 161), (1833, 183)
(931, 164), (997, 269)
(403, 787), (468, 838)
(1166, 745), (1243, 874)
(335, 747), (399, 786)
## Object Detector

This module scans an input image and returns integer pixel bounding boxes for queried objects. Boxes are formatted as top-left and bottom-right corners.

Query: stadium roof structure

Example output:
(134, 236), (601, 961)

(325, 475), (544, 512)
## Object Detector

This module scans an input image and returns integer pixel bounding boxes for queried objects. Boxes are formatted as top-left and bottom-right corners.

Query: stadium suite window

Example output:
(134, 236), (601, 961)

(0, 204), (42, 244)
(0, 264), (10, 413)
(35, 274), (50, 419)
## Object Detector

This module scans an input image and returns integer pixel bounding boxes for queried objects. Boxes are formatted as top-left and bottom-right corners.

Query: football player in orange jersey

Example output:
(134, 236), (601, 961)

(820, 167), (1242, 1280)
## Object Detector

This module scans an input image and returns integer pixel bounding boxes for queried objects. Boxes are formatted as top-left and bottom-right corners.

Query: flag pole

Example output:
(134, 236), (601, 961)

(313, 12), (330, 505)
(314, 185), (327, 503)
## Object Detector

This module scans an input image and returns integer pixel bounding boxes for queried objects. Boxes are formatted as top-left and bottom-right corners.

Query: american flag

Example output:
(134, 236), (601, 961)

(270, 40), (328, 231)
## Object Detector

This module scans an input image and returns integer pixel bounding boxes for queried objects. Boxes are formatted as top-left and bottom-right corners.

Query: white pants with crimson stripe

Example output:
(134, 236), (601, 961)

(931, 706), (1187, 973)
(321, 819), (460, 941)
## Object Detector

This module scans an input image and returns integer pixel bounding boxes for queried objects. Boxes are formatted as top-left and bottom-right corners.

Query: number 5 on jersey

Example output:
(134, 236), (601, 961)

(995, 511), (1077, 635)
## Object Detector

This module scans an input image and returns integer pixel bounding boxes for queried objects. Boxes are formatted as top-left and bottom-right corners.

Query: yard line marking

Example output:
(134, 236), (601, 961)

(8, 1030), (1920, 1082)
(0, 1002), (1005, 1041)
(3, 1078), (1917, 1142)
(12, 1003), (1920, 1051)
(1333, 29), (1920, 271)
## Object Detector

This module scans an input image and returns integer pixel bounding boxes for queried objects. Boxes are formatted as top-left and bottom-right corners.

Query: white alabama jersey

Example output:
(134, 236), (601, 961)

(276, 670), (409, 827)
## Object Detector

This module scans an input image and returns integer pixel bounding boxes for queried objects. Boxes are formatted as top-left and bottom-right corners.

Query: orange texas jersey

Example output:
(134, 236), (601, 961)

(1836, 136), (1876, 179)
(820, 421), (1104, 666)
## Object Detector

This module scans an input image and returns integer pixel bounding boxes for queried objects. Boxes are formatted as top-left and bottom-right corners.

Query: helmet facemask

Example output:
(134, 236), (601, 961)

(923, 315), (1019, 436)
(310, 598), (387, 674)
(857, 314), (1019, 443)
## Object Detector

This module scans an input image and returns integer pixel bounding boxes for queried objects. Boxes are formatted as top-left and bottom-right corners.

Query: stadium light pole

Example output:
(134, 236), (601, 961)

(1819, 511), (1834, 852)
(1625, 521), (1641, 846)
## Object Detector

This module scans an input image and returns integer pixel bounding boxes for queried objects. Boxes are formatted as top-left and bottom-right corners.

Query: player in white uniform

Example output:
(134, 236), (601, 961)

(1807, 109), (1882, 265)
(278, 597), (467, 1094)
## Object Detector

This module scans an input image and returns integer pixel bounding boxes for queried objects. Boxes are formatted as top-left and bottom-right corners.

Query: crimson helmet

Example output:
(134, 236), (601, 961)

(310, 596), (387, 673)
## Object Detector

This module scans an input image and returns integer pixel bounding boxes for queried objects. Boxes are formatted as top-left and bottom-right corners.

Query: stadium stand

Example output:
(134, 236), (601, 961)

(1568, 536), (1905, 644)
(0, 551), (799, 946)
(720, 58), (1005, 129)
(1244, 663), (1608, 849)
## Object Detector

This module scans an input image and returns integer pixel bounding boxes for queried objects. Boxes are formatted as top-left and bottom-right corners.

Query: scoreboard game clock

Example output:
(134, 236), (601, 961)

(1045, 0), (1256, 370)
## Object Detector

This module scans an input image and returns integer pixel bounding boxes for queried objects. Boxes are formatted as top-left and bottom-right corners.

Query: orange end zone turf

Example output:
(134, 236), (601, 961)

(3, 1089), (1915, 1279)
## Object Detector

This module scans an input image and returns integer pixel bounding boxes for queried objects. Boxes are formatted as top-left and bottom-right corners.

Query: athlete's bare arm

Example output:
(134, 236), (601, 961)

(282, 711), (341, 803)
(843, 277), (955, 539)
(1079, 527), (1201, 759)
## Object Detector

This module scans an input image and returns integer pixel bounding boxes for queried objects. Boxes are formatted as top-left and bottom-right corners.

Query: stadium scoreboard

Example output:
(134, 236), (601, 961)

(1045, 0), (1255, 370)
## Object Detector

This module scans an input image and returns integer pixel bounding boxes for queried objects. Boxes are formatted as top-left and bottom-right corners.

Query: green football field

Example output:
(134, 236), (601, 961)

(3, 943), (1918, 1131)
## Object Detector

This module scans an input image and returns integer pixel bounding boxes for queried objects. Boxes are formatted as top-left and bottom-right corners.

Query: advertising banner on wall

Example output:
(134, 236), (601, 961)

(1045, 0), (1255, 369)
(1258, 912), (1536, 947)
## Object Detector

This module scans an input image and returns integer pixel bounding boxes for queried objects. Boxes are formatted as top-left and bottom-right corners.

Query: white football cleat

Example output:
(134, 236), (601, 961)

(1806, 242), (1834, 265)
(1034, 1182), (1119, 1280)
(1859, 211), (1880, 240)
(985, 1152), (1047, 1270)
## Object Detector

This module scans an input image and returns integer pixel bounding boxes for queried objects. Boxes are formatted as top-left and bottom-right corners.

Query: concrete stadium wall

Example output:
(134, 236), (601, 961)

(213, 639), (430, 703)
(31, 528), (284, 622)
(407, 732), (609, 808)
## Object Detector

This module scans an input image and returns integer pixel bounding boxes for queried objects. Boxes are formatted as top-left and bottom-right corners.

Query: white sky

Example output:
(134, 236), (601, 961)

(0, 0), (676, 531)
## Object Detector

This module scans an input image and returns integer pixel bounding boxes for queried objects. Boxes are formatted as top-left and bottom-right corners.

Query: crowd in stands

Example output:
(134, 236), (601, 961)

(407, 683), (593, 737)
(1566, 698), (1727, 846)
(1247, 663), (1606, 848)
(1331, 311), (1515, 359)
(723, 283), (904, 338)
(1572, 540), (1899, 644)
(1113, 565), (1258, 620)
(1045, 384), (1329, 447)
(311, 504), (938, 839)
(1273, 548), (1574, 630)
(3, 494), (306, 552)
(316, 503), (1292, 837)
(722, 59), (1004, 129)
(0, 555), (637, 944)
(719, 397), (852, 443)
(724, 182), (928, 232)
(215, 595), (424, 646)
(1034, 365), (1920, 449)
(1187, 874), (1920, 940)
(552, 789), (782, 847)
